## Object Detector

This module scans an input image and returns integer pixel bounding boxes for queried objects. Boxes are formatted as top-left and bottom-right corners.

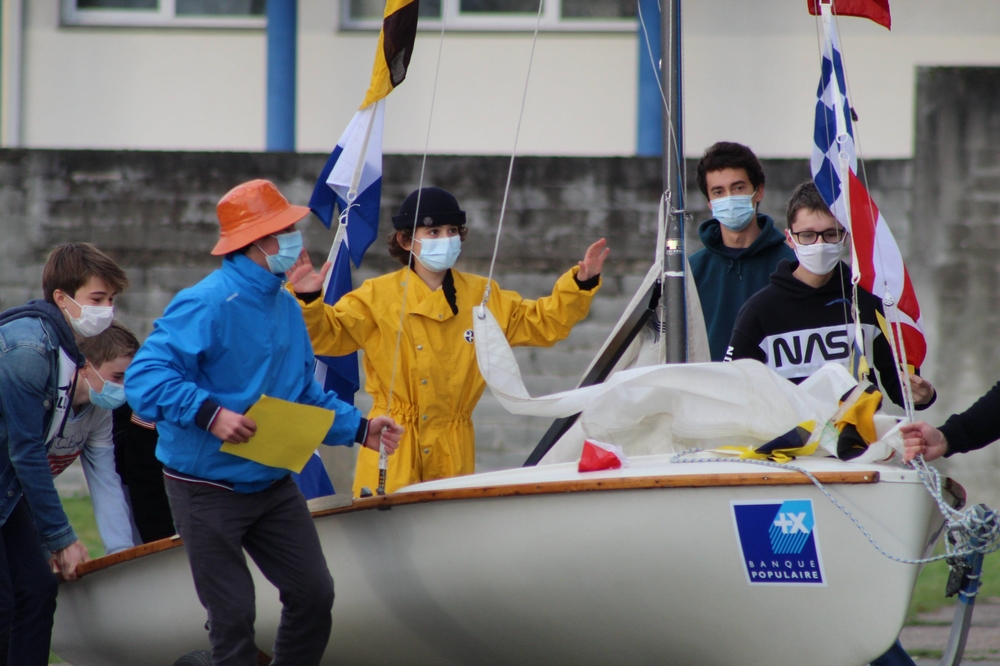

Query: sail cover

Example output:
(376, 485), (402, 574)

(473, 304), (905, 464)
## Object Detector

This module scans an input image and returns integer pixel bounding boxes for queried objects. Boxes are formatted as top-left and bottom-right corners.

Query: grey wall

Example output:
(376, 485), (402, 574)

(0, 149), (907, 331)
(1, 148), (919, 497)
(0, 136), (982, 508)
(912, 67), (1000, 506)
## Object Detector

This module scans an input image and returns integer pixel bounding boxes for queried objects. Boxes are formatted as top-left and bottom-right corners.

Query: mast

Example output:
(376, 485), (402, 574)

(523, 0), (687, 465)
(661, 0), (687, 363)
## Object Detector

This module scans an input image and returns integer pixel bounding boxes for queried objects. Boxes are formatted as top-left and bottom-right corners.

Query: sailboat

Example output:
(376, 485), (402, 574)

(51, 2), (975, 665)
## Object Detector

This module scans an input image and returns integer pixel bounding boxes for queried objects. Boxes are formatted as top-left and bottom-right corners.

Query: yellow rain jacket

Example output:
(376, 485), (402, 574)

(298, 266), (600, 496)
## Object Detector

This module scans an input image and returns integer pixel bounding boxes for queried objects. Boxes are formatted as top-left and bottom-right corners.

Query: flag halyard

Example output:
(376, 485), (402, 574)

(306, 0), (421, 474)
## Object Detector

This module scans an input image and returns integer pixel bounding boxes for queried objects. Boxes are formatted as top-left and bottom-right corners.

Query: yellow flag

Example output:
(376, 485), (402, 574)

(361, 0), (420, 109)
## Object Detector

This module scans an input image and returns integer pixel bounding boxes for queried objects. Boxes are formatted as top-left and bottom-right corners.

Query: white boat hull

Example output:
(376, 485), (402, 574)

(53, 456), (953, 666)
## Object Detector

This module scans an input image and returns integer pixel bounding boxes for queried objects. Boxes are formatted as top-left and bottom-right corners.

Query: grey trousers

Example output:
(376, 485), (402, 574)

(165, 475), (334, 666)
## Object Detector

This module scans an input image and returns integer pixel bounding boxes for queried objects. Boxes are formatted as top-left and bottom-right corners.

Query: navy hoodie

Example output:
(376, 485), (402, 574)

(689, 214), (795, 361)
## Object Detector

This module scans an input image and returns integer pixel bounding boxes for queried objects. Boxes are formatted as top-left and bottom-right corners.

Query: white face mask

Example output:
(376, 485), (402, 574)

(792, 237), (846, 276)
(64, 294), (114, 338)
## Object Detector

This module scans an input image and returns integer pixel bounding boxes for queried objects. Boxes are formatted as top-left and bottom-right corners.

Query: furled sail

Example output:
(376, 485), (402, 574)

(474, 303), (905, 464)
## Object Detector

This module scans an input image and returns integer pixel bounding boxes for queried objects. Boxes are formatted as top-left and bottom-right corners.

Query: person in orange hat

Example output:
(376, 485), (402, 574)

(125, 179), (404, 665)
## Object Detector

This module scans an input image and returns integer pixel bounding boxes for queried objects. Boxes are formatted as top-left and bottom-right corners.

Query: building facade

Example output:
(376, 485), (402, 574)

(3, 0), (1000, 157)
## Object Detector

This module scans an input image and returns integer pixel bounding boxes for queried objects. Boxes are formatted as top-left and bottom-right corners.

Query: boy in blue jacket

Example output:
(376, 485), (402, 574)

(0, 242), (128, 665)
(689, 142), (796, 361)
(126, 179), (403, 666)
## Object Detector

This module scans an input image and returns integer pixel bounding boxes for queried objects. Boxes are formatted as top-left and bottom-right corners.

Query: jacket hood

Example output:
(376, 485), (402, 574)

(698, 214), (788, 259)
(0, 299), (83, 365)
(770, 259), (854, 301)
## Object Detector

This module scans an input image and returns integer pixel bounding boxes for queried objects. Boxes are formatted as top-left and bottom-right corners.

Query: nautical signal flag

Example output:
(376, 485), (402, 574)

(811, 3), (926, 369)
(302, 0), (420, 498)
(309, 101), (386, 263)
(806, 0), (890, 30)
(362, 0), (420, 109)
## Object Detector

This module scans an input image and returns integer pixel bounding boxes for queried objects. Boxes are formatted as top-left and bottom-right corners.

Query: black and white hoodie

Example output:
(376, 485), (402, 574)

(725, 260), (931, 410)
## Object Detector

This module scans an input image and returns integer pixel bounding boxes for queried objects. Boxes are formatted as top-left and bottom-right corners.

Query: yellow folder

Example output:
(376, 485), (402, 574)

(219, 395), (335, 474)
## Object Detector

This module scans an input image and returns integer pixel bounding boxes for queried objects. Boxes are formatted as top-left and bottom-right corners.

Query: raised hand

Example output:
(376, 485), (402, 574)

(287, 249), (331, 295)
(577, 238), (610, 282)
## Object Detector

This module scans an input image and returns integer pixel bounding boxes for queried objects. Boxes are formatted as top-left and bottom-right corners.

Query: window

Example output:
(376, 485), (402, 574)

(62, 0), (267, 28)
(342, 0), (635, 32)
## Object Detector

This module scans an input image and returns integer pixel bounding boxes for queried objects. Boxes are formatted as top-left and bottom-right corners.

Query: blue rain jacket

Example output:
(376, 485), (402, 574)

(126, 254), (362, 493)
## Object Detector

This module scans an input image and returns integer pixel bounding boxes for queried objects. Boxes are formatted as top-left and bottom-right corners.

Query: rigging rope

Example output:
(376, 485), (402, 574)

(479, 0), (546, 310)
(636, 0), (687, 203)
(379, 18), (450, 493)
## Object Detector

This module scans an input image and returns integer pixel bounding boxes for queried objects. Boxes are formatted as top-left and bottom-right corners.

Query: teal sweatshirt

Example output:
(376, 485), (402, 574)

(689, 214), (796, 361)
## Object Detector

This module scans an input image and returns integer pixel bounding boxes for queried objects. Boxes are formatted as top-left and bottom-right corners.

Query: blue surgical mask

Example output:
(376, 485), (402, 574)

(415, 235), (462, 272)
(710, 193), (757, 232)
(85, 366), (127, 410)
(256, 231), (303, 275)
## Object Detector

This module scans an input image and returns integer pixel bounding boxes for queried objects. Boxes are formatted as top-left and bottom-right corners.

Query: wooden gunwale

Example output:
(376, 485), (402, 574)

(72, 469), (878, 578)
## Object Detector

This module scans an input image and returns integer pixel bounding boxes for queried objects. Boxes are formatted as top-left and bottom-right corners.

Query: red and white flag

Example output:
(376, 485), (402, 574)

(806, 0), (890, 30)
(810, 2), (926, 369)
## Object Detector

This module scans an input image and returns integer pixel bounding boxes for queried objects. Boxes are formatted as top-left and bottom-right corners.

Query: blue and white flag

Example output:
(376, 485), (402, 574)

(311, 217), (361, 412)
(301, 0), (418, 497)
(291, 230), (361, 499)
(308, 100), (385, 265)
(298, 103), (385, 499)
(307, 90), (387, 407)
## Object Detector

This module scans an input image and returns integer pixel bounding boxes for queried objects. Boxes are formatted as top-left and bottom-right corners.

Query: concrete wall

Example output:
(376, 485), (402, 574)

(6, 1), (1000, 157)
(911, 67), (1000, 508)
(1, 147), (916, 497)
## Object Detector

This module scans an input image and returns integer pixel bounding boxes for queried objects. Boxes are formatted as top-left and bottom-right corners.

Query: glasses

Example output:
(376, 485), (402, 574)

(790, 228), (846, 245)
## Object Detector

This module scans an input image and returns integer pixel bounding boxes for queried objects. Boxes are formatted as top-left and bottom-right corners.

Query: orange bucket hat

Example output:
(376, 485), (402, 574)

(212, 179), (311, 256)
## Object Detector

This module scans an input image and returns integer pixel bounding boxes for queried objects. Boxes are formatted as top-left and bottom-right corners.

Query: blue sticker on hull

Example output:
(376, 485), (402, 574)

(732, 499), (826, 586)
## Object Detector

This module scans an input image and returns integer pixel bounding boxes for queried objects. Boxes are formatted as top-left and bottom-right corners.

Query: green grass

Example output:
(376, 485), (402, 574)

(60, 494), (103, 558)
(908, 547), (1000, 622)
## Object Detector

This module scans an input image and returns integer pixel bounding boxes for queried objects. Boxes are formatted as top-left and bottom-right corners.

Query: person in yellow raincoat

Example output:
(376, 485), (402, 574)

(289, 187), (609, 496)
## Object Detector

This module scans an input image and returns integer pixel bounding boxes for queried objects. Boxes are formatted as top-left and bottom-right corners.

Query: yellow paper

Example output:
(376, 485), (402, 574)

(219, 395), (334, 474)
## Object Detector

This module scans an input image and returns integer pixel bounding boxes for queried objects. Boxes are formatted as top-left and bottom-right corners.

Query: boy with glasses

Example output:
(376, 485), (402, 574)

(724, 181), (935, 410)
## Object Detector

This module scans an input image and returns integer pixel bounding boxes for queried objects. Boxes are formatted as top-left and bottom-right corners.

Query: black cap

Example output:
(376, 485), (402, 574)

(392, 187), (466, 230)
